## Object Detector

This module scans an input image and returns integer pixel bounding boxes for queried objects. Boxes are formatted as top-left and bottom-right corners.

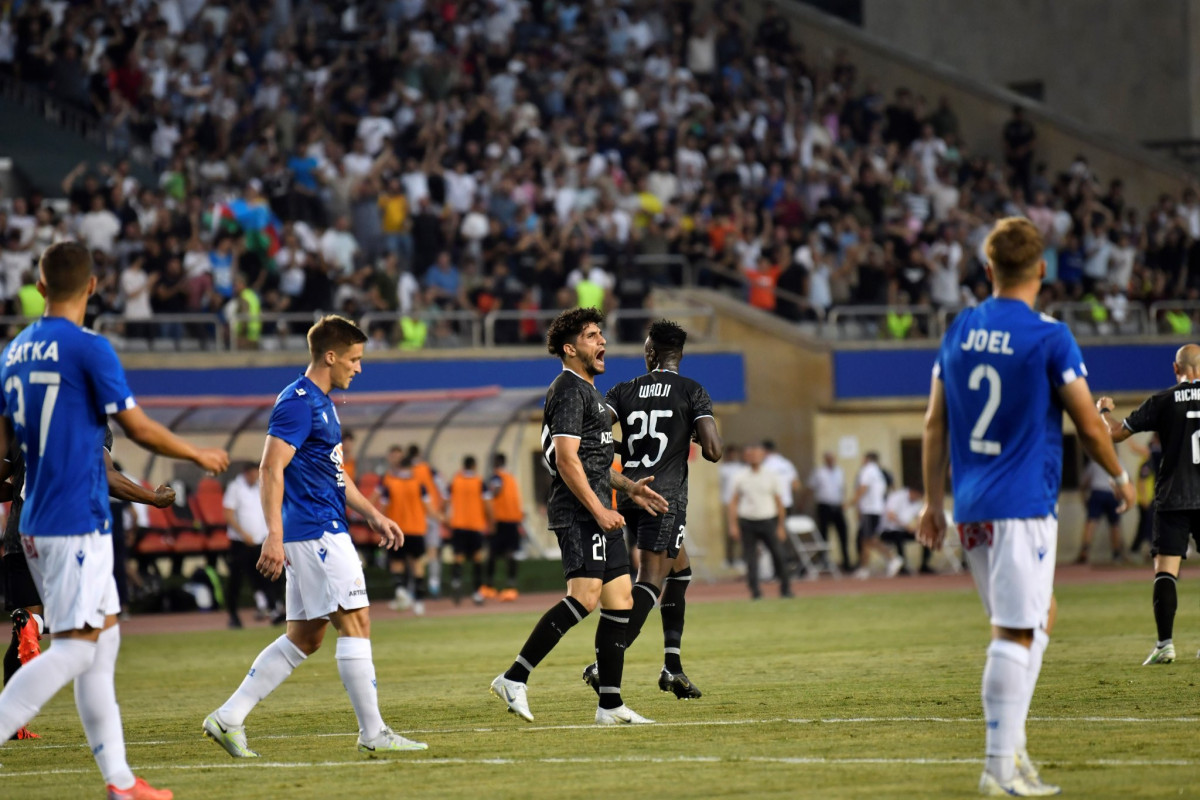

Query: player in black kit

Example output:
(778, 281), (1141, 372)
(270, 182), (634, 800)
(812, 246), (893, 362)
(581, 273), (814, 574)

(490, 308), (668, 725)
(1, 428), (175, 740)
(1099, 344), (1200, 665)
(582, 319), (722, 699)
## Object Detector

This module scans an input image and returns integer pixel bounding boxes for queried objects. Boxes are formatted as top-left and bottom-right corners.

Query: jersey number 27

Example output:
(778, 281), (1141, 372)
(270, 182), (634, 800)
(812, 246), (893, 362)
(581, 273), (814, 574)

(4, 372), (61, 458)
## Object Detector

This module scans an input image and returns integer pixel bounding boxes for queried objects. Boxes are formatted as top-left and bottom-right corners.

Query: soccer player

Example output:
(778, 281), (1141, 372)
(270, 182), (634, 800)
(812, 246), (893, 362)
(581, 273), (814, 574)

(376, 448), (435, 615)
(918, 218), (1133, 797)
(204, 316), (427, 756)
(485, 452), (524, 601)
(1097, 344), (1200, 665)
(490, 308), (668, 725)
(0, 241), (230, 800)
(407, 444), (445, 596)
(2, 429), (176, 740)
(582, 319), (722, 699)
(446, 455), (491, 605)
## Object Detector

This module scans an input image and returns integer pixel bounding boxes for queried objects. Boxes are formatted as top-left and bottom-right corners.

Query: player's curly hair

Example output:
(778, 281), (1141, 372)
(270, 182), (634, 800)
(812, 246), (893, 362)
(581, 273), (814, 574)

(546, 307), (605, 358)
(647, 319), (688, 355)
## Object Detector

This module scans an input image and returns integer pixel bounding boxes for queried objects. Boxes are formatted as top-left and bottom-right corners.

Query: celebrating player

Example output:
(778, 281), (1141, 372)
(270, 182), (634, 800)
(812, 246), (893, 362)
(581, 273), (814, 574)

(918, 218), (1133, 796)
(582, 319), (722, 700)
(490, 308), (668, 724)
(0, 241), (229, 800)
(1096, 344), (1200, 665)
(203, 315), (427, 757)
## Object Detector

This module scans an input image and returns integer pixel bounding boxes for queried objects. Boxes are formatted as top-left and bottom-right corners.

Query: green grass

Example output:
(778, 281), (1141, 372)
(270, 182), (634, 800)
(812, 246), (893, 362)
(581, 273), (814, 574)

(4, 579), (1199, 799)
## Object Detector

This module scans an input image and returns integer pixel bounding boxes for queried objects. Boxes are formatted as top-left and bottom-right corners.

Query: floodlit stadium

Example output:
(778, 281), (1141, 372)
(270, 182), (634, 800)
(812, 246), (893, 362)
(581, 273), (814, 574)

(0, 0), (1198, 797)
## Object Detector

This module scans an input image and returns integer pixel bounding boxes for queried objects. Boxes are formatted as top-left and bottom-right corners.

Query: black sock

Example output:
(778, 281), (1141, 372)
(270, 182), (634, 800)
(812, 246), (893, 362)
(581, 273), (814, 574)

(507, 555), (518, 585)
(412, 575), (425, 601)
(595, 608), (630, 710)
(625, 581), (660, 649)
(3, 623), (19, 685)
(472, 560), (483, 591)
(1153, 572), (1178, 644)
(485, 553), (497, 586)
(505, 596), (589, 683)
(451, 562), (462, 586)
(661, 567), (691, 673)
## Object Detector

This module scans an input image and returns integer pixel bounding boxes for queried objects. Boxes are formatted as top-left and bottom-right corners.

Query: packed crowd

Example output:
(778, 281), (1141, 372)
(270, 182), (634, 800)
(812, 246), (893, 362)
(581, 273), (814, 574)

(1, 0), (1199, 346)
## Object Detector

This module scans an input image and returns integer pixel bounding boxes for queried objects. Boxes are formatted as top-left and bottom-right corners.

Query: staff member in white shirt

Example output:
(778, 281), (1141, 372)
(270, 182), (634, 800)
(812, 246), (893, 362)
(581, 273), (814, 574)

(223, 463), (277, 627)
(762, 440), (799, 513)
(807, 452), (851, 571)
(853, 451), (890, 579)
(880, 485), (929, 577)
(719, 444), (747, 566)
(728, 444), (792, 599)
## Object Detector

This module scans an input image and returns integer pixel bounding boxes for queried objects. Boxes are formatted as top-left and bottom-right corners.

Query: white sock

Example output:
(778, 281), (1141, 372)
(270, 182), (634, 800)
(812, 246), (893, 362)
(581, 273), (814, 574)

(1014, 629), (1049, 754)
(218, 635), (307, 727)
(982, 639), (1030, 781)
(75, 626), (135, 790)
(335, 637), (385, 739)
(0, 638), (96, 740)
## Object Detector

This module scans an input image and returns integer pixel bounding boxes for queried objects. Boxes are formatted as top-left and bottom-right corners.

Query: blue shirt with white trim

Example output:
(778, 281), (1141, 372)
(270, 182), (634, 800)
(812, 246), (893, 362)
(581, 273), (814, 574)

(0, 317), (136, 536)
(935, 297), (1086, 523)
(267, 374), (348, 542)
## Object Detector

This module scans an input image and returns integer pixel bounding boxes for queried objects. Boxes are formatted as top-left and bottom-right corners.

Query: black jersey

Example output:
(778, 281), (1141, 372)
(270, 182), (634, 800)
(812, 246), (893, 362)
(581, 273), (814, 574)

(541, 369), (615, 528)
(606, 370), (714, 511)
(1124, 382), (1200, 511)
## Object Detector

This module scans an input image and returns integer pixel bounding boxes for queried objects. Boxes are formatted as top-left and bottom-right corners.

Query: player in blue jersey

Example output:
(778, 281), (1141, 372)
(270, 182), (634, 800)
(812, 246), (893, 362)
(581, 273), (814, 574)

(918, 218), (1134, 797)
(0, 242), (229, 800)
(203, 315), (427, 757)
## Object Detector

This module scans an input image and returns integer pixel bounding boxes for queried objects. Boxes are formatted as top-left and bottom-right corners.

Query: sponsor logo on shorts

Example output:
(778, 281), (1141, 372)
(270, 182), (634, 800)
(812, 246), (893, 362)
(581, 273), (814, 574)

(318, 547), (328, 562)
(75, 550), (85, 566)
(348, 588), (367, 597)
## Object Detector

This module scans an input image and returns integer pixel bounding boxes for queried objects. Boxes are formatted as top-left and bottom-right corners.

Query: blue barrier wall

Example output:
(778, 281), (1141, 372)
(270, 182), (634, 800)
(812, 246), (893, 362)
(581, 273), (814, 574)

(834, 344), (1180, 400)
(125, 353), (747, 404)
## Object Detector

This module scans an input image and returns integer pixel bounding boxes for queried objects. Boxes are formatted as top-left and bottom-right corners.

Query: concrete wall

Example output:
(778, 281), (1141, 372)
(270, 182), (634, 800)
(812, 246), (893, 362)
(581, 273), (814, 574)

(863, 0), (1197, 144)
(771, 0), (1192, 208)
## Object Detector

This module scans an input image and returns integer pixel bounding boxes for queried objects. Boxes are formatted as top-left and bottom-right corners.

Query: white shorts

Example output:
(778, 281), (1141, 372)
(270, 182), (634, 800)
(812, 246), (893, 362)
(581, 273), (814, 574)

(284, 532), (369, 621)
(959, 515), (1057, 631)
(23, 532), (120, 634)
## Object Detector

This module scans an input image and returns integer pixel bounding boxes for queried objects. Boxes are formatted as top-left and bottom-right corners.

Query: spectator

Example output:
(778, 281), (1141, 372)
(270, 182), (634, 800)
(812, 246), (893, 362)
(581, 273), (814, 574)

(852, 452), (894, 579)
(879, 485), (932, 576)
(728, 443), (792, 600)
(78, 194), (121, 255)
(119, 254), (155, 343)
(1003, 105), (1037, 195)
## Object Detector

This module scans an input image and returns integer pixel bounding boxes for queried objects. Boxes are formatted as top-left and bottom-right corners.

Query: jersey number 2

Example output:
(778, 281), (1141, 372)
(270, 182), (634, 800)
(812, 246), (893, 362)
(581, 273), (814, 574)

(624, 410), (672, 468)
(4, 372), (61, 457)
(968, 364), (1001, 456)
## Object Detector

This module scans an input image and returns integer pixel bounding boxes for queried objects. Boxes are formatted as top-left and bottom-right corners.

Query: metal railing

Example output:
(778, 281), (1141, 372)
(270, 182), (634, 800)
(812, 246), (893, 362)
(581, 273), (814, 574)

(1147, 301), (1200, 335)
(1043, 302), (1150, 336)
(92, 311), (328, 352)
(823, 305), (941, 341)
(359, 310), (486, 349)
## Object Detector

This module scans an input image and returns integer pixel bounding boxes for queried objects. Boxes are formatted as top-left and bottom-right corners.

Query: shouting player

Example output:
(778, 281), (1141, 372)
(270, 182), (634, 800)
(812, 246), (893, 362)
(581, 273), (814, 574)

(490, 308), (668, 724)
(919, 218), (1133, 796)
(0, 241), (229, 800)
(583, 319), (722, 699)
(204, 316), (426, 757)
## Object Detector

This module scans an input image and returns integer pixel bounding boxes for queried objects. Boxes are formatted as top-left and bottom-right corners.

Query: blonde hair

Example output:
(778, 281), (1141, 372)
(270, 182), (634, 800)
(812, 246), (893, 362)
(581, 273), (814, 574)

(985, 217), (1044, 286)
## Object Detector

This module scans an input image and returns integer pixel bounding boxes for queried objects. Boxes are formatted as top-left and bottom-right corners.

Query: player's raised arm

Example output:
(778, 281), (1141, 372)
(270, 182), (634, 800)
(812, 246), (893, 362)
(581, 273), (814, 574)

(917, 371), (949, 550)
(257, 434), (294, 580)
(1059, 378), (1135, 512)
(1095, 396), (1135, 443)
(113, 406), (229, 474)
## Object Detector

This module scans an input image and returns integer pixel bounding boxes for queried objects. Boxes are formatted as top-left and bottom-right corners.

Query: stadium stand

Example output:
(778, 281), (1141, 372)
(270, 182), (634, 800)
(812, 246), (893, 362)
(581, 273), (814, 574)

(0, 0), (1197, 352)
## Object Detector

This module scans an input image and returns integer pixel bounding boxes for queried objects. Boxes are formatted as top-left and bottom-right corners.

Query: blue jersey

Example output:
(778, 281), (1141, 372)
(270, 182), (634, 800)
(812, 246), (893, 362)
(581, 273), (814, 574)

(935, 298), (1086, 523)
(0, 318), (136, 536)
(267, 374), (348, 542)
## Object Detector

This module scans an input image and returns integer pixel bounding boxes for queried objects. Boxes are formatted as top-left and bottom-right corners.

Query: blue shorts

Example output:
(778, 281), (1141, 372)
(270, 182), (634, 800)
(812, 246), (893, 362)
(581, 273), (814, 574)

(1086, 490), (1120, 523)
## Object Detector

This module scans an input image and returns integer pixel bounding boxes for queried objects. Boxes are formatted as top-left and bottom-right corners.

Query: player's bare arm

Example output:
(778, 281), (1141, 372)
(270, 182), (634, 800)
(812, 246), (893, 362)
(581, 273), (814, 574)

(1095, 396), (1135, 443)
(1060, 380), (1135, 512)
(695, 416), (723, 462)
(257, 434), (294, 580)
(918, 374), (949, 550)
(346, 477), (403, 550)
(104, 449), (174, 507)
(113, 405), (230, 474)
(555, 435), (623, 531)
(609, 467), (669, 515)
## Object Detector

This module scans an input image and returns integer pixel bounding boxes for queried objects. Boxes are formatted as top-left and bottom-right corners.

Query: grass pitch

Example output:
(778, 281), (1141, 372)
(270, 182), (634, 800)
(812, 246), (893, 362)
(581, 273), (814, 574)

(1, 577), (1197, 799)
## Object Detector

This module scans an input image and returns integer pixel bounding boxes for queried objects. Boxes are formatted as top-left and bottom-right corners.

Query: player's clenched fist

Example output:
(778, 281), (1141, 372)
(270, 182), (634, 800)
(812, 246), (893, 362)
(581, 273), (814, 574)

(594, 507), (625, 532)
(151, 484), (176, 508)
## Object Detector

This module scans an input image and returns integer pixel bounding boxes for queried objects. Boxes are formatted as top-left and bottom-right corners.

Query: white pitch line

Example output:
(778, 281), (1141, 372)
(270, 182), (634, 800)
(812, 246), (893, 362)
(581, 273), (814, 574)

(3, 753), (1198, 779)
(26, 714), (1200, 751)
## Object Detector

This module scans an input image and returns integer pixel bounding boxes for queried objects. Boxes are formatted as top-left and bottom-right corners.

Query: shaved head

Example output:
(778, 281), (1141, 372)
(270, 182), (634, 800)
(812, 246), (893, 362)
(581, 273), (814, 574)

(1176, 345), (1200, 370)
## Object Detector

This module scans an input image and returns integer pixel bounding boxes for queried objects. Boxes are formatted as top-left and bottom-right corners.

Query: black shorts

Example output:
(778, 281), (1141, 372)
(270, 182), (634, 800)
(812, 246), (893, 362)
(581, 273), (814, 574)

(451, 529), (484, 557)
(622, 506), (687, 559)
(1152, 509), (1200, 558)
(859, 513), (882, 540)
(491, 522), (521, 555)
(389, 530), (427, 560)
(3, 550), (41, 612)
(555, 518), (630, 583)
(1086, 491), (1120, 523)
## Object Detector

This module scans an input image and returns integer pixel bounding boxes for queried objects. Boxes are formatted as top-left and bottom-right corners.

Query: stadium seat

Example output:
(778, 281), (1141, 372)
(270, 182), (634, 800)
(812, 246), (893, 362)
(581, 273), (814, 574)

(207, 530), (231, 552)
(190, 478), (228, 534)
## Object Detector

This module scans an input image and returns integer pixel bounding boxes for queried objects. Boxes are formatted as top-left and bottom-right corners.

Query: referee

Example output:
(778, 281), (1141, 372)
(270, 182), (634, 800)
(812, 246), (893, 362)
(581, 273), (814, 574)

(1099, 343), (1200, 665)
